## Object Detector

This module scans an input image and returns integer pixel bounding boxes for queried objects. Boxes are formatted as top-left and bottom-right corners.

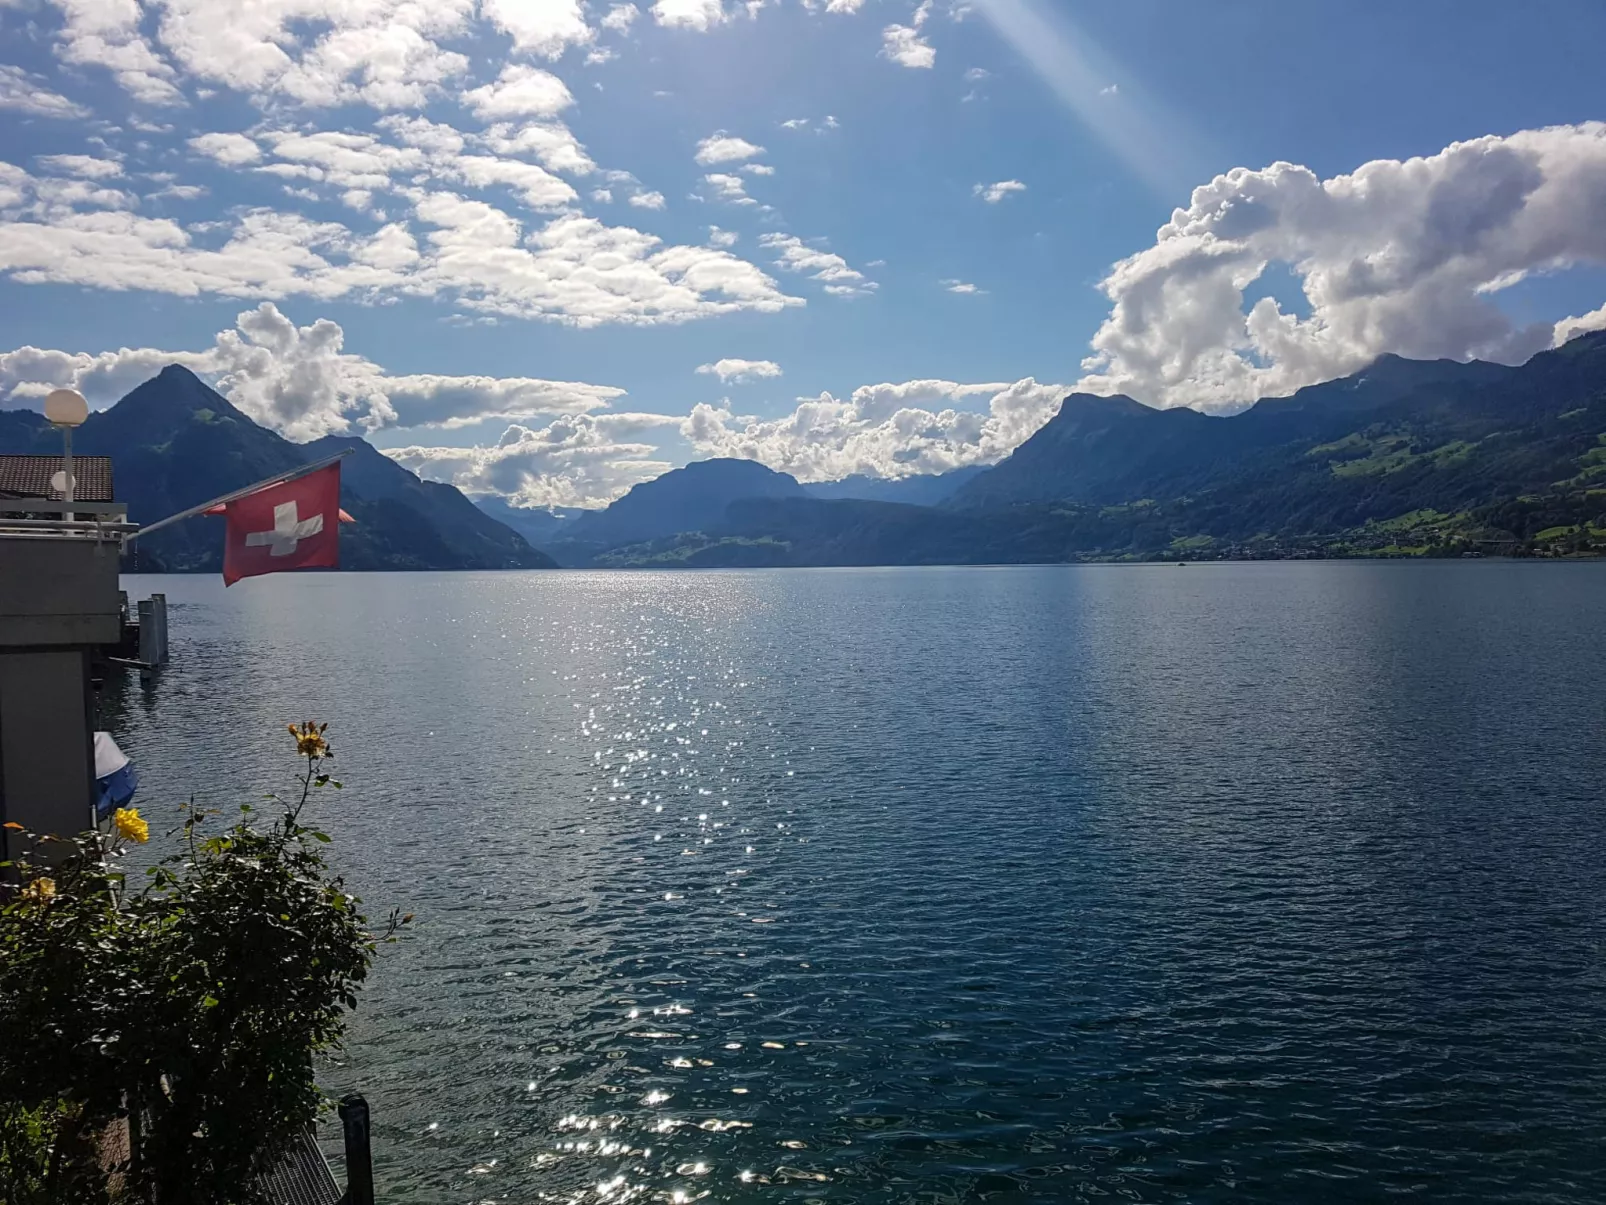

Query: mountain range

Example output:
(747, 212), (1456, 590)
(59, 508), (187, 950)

(6, 333), (1604, 573)
(0, 365), (554, 572)
(524, 331), (1606, 567)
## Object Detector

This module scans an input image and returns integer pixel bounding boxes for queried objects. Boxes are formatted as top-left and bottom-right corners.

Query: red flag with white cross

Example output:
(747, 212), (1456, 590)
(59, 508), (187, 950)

(221, 462), (343, 586)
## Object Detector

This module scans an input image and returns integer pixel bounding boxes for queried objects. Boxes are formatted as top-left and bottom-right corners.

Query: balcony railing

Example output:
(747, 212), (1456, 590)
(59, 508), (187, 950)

(0, 499), (137, 543)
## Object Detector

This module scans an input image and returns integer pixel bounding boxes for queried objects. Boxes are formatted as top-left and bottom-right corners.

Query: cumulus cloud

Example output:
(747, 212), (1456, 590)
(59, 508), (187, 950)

(413, 200), (801, 324)
(703, 172), (755, 204)
(188, 132), (262, 166)
(0, 64), (91, 119)
(825, 0), (865, 12)
(49, 0), (185, 105)
(942, 278), (981, 294)
(1076, 122), (1606, 410)
(695, 133), (765, 165)
(707, 225), (737, 247)
(697, 357), (781, 382)
(482, 0), (594, 58)
(975, 179), (1025, 203)
(450, 155), (577, 210)
(1, 123), (802, 326)
(601, 3), (640, 31)
(388, 412), (680, 507)
(36, 153), (123, 179)
(682, 376), (1068, 480)
(881, 0), (934, 67)
(0, 301), (628, 440)
(653, 0), (729, 30)
(142, 0), (475, 108)
(629, 190), (666, 209)
(881, 23), (934, 67)
(759, 232), (877, 295)
(462, 64), (575, 120)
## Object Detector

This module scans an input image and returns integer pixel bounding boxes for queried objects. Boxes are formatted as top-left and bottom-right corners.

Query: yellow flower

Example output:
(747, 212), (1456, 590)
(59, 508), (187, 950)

(21, 876), (55, 902)
(289, 721), (328, 759)
(112, 807), (149, 844)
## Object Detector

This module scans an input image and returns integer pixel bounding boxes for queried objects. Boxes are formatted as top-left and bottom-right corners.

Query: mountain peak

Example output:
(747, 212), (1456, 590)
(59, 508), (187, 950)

(108, 363), (243, 427)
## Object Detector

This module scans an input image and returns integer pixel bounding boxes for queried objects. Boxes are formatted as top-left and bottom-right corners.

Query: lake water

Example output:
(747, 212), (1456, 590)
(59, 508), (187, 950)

(111, 563), (1606, 1204)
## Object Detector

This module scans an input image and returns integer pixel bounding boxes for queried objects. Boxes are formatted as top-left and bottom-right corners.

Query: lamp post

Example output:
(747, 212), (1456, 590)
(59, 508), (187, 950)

(43, 388), (89, 524)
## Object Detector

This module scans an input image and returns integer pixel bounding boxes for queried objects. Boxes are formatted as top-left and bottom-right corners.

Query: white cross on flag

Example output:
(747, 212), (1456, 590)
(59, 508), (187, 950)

(222, 462), (343, 585)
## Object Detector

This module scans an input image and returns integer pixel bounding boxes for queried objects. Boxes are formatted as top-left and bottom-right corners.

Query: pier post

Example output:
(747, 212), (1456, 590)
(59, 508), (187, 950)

(338, 1095), (374, 1205)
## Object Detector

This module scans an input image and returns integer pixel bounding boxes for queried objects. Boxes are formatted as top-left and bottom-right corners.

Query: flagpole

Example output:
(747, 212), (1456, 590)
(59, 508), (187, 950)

(124, 449), (354, 544)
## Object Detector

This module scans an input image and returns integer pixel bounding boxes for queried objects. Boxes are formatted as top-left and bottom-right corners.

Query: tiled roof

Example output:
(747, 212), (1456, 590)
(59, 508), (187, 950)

(0, 454), (114, 502)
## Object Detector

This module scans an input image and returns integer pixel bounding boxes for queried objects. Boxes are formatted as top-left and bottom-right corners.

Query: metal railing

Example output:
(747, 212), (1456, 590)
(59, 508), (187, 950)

(0, 500), (136, 542)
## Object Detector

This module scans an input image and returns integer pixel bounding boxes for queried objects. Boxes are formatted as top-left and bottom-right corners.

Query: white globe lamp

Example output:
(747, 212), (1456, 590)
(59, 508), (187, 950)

(44, 388), (89, 428)
(43, 388), (89, 521)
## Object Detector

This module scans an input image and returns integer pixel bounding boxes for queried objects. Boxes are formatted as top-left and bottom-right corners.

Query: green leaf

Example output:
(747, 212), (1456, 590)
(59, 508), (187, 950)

(310, 831), (332, 843)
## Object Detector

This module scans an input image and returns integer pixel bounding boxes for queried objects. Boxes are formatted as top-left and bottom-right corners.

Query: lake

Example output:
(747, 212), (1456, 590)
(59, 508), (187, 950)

(110, 562), (1606, 1204)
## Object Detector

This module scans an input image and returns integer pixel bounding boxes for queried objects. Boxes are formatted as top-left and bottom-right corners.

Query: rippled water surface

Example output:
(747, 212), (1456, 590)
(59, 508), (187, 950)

(112, 563), (1606, 1203)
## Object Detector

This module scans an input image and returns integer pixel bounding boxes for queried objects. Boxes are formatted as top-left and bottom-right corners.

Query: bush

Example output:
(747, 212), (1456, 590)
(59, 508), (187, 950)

(0, 723), (406, 1204)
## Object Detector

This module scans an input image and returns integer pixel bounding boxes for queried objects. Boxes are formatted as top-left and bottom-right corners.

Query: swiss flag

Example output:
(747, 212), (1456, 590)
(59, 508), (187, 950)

(222, 463), (343, 586)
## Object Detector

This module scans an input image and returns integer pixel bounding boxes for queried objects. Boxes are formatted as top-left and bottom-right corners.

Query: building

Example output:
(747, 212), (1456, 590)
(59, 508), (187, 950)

(0, 454), (132, 863)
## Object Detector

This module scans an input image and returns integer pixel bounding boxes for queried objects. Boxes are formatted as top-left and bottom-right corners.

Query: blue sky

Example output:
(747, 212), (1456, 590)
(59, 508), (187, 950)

(2, 0), (1605, 505)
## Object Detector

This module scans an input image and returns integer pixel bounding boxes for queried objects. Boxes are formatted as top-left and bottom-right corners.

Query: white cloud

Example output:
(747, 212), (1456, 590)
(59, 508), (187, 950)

(376, 114), (467, 159)
(742, 163), (775, 176)
(0, 154), (800, 326)
(708, 225), (737, 247)
(49, 0), (185, 105)
(36, 153), (124, 179)
(388, 412), (679, 507)
(629, 190), (666, 209)
(463, 64), (575, 119)
(591, 187), (613, 203)
(153, 183), (208, 201)
(601, 3), (639, 31)
(450, 155), (577, 210)
(0, 301), (628, 439)
(188, 131), (262, 166)
(963, 66), (988, 81)
(682, 376), (1067, 480)
(974, 179), (1025, 203)
(942, 278), (981, 294)
(258, 129), (426, 189)
(411, 197), (802, 325)
(703, 172), (754, 204)
(148, 0), (475, 109)
(759, 232), (876, 295)
(653, 0), (728, 30)
(694, 133), (765, 165)
(482, 0), (594, 58)
(474, 121), (594, 175)
(0, 64), (91, 119)
(825, 0), (864, 11)
(1555, 303), (1606, 346)
(881, 23), (934, 68)
(697, 357), (781, 382)
(1076, 122), (1606, 411)
(780, 118), (808, 130)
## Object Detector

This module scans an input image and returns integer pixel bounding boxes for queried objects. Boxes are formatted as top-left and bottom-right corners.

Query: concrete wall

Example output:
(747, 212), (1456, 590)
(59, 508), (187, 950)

(0, 649), (95, 849)
(0, 535), (117, 864)
(0, 535), (121, 645)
